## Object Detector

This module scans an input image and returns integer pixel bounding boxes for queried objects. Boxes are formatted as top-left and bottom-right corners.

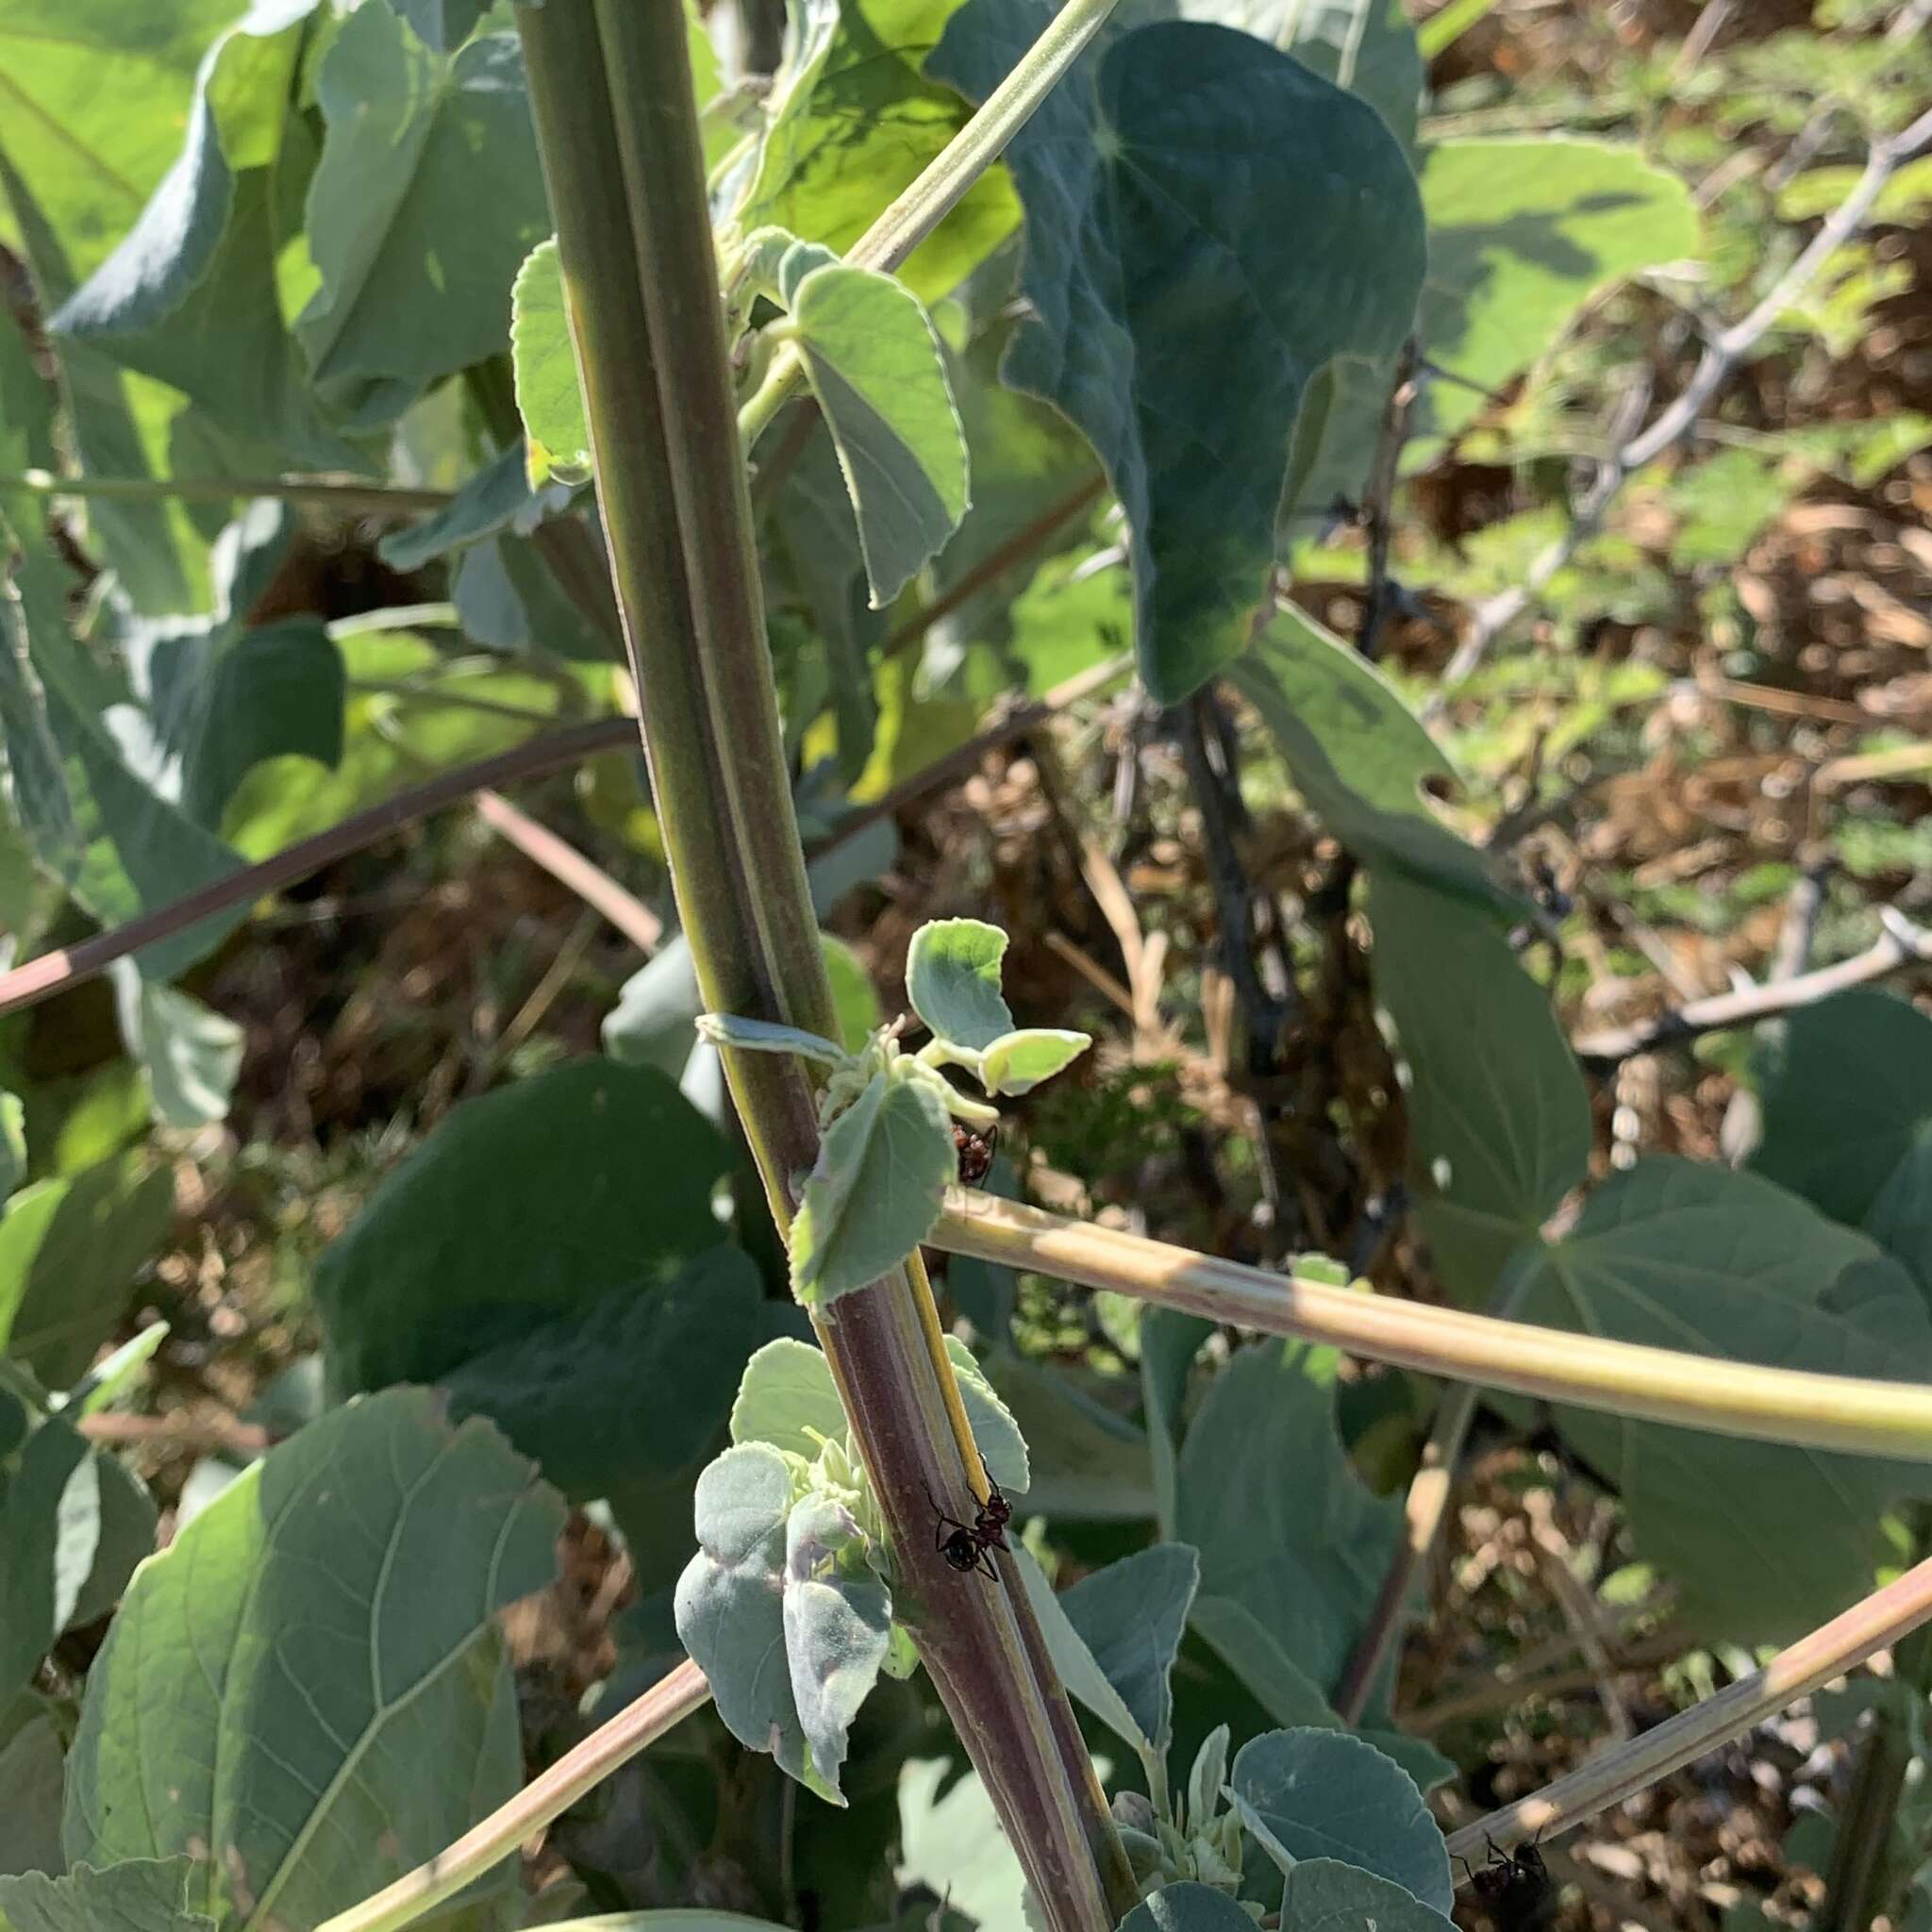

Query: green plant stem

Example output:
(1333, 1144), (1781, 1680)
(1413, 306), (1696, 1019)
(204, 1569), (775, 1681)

(515, 7), (1132, 1926)
(313, 1660), (712, 1932)
(931, 1191), (1932, 1462)
(741, 0), (1123, 449)
(1450, 1551), (1932, 1857)
(0, 468), (451, 513)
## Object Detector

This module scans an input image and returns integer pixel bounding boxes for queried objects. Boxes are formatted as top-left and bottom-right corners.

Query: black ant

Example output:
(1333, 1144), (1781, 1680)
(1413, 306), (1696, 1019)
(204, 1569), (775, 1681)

(1458, 1835), (1555, 1932)
(925, 1463), (1010, 1579)
(952, 1121), (997, 1187)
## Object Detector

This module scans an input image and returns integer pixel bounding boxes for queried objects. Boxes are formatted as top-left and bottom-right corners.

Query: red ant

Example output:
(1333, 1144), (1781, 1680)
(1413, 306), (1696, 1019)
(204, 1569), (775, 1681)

(952, 1121), (998, 1186)
(924, 1462), (1010, 1579)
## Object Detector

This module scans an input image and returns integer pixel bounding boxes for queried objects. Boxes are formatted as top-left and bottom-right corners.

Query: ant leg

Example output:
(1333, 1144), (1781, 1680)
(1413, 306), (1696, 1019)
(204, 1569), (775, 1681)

(974, 1544), (998, 1580)
(923, 1482), (974, 1552)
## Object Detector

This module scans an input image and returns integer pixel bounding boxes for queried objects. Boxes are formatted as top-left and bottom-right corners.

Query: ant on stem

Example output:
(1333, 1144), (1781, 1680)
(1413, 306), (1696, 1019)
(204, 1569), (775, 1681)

(1457, 1834), (1555, 1932)
(924, 1461), (1011, 1579)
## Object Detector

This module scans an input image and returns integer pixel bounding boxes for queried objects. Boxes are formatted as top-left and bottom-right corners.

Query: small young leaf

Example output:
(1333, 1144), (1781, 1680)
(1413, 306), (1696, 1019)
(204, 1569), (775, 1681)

(695, 1011), (850, 1067)
(511, 238), (592, 488)
(783, 1494), (891, 1798)
(979, 1026), (1091, 1096)
(789, 1071), (956, 1305)
(732, 1336), (848, 1456)
(787, 262), (971, 608)
(906, 919), (1014, 1052)
(1186, 1724), (1230, 1839)
(1229, 1727), (1452, 1912)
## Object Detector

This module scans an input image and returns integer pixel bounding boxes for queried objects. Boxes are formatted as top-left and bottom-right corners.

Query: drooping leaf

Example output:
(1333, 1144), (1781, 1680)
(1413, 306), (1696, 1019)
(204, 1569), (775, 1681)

(1, 1417), (93, 1701)
(1176, 1342), (1400, 1698)
(1116, 1883), (1257, 1931)
(510, 239), (593, 489)
(782, 1494), (892, 1796)
(1057, 1541), (1199, 1754)
(440, 1245), (763, 1504)
(785, 262), (970, 608)
(0, 1155), (174, 1388)
(928, 9), (1425, 704)
(1229, 1727), (1451, 1911)
(0, 1857), (214, 1932)
(1278, 1858), (1457, 1932)
(1514, 1158), (1932, 1641)
(41, 0), (365, 478)
(315, 1058), (736, 1396)
(109, 964), (244, 1130)
(789, 1071), (956, 1305)
(62, 1389), (564, 1930)
(726, 0), (1020, 304)
(1225, 603), (1511, 909)
(674, 1442), (837, 1800)
(297, 2), (552, 426)
(1368, 874), (1590, 1302)
(906, 918), (1013, 1051)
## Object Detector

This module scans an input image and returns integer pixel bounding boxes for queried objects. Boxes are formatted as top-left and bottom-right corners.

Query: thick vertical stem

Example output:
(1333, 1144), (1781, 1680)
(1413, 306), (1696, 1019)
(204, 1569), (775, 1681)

(514, 7), (1133, 1924)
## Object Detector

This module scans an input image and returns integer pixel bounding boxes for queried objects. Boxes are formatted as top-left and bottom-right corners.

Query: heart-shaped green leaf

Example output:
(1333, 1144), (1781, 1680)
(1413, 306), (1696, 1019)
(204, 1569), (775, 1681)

(906, 919), (1013, 1052)
(928, 11), (1425, 704)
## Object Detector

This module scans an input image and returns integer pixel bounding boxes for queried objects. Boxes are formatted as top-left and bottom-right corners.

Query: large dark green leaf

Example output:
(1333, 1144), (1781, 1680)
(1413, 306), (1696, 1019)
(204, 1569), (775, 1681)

(62, 1389), (563, 1932)
(0, 1706), (65, 1879)
(1515, 1157), (1932, 1641)
(440, 1244), (762, 1503)
(1177, 0), (1422, 149)
(1117, 1884), (1257, 1931)
(1175, 1342), (1400, 1698)
(1058, 1542), (1198, 1755)
(928, 9), (1424, 704)
(316, 1058), (736, 1393)
(1369, 874), (1590, 1303)
(1225, 604), (1510, 908)
(0, 1154), (174, 1389)
(296, 3), (552, 426)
